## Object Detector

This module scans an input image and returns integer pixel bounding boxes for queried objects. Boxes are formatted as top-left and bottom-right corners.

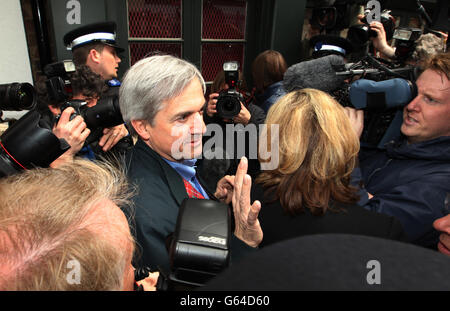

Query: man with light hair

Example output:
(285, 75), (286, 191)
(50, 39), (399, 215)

(120, 54), (262, 273)
(345, 52), (450, 249)
(0, 159), (158, 290)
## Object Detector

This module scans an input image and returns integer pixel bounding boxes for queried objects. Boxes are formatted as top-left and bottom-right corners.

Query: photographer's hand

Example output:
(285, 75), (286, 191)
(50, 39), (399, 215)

(369, 21), (396, 59)
(232, 103), (251, 125)
(206, 93), (219, 117)
(135, 271), (159, 291)
(50, 107), (90, 168)
(232, 157), (263, 248)
(99, 123), (129, 152)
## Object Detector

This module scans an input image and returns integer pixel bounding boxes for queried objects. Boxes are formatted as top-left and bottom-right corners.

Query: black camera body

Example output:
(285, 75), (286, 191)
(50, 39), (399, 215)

(0, 109), (70, 178)
(44, 60), (124, 139)
(393, 28), (422, 64)
(0, 78), (69, 177)
(44, 60), (76, 103)
(347, 10), (395, 47)
(58, 95), (124, 145)
(215, 61), (243, 119)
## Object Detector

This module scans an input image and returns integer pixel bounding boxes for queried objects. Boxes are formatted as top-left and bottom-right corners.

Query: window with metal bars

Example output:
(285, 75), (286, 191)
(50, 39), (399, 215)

(126, 0), (247, 84)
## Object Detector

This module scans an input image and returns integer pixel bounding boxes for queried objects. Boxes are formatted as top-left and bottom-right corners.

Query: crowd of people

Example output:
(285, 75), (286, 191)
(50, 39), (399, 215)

(1, 13), (449, 291)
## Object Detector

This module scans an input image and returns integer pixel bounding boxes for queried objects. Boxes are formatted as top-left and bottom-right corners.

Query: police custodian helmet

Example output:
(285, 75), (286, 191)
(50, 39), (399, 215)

(63, 21), (124, 53)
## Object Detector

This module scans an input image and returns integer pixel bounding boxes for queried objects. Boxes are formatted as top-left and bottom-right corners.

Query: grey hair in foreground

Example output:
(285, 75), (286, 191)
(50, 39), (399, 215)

(119, 54), (206, 131)
(0, 159), (134, 290)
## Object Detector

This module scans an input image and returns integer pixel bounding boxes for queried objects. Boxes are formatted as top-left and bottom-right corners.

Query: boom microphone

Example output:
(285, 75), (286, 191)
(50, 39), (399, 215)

(283, 54), (347, 93)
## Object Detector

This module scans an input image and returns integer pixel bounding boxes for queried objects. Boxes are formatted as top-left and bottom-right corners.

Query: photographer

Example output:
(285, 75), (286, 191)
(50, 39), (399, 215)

(63, 22), (131, 153)
(37, 65), (130, 166)
(344, 52), (450, 249)
(201, 68), (266, 189)
(251, 50), (287, 113)
(357, 15), (445, 65)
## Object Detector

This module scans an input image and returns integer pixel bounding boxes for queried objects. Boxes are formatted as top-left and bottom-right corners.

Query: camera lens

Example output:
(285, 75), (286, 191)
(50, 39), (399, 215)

(0, 83), (36, 111)
(224, 100), (236, 111)
(82, 95), (124, 129)
(216, 92), (241, 119)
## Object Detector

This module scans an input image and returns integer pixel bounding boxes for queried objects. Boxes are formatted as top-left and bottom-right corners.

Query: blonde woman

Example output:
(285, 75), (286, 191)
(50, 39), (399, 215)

(254, 88), (406, 247)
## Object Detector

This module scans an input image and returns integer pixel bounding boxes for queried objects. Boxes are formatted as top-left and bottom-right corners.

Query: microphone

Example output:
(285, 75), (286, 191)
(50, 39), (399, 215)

(283, 55), (347, 93)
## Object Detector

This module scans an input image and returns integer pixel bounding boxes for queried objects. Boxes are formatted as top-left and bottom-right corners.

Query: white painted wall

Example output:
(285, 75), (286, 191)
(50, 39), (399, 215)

(0, 0), (33, 84)
(0, 0), (32, 119)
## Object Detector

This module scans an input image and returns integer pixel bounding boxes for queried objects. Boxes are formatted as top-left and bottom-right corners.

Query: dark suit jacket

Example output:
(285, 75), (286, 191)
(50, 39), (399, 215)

(124, 139), (254, 273)
(251, 183), (407, 248)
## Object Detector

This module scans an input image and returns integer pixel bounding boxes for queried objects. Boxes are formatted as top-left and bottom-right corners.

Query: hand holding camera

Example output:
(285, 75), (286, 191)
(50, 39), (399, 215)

(368, 21), (396, 59)
(98, 123), (129, 152)
(206, 92), (219, 117)
(229, 102), (251, 125)
(207, 92), (251, 125)
(50, 107), (90, 167)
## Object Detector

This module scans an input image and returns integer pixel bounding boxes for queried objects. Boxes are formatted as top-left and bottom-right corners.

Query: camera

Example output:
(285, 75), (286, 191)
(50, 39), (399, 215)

(0, 109), (70, 178)
(215, 61), (244, 119)
(335, 55), (417, 148)
(57, 96), (124, 144)
(43, 60), (76, 105)
(392, 28), (422, 64)
(140, 198), (230, 291)
(0, 82), (36, 111)
(44, 60), (124, 140)
(347, 9), (395, 47)
(1, 81), (69, 177)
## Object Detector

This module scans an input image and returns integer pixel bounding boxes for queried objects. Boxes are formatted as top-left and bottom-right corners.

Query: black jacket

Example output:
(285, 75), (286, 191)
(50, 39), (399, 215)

(251, 183), (407, 248)
(124, 139), (256, 273)
(360, 136), (450, 249)
(199, 102), (266, 190)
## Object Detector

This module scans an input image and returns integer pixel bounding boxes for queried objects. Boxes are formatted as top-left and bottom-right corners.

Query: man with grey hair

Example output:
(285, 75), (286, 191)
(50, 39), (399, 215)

(120, 55), (262, 273)
(0, 159), (158, 291)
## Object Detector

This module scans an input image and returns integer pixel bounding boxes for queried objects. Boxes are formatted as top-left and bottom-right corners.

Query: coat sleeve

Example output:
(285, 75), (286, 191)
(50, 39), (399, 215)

(248, 103), (266, 126)
(363, 178), (449, 247)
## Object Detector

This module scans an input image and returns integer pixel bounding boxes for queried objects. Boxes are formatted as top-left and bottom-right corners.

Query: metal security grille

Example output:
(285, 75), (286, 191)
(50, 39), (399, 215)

(201, 0), (247, 83)
(129, 42), (182, 65)
(126, 0), (247, 82)
(128, 0), (181, 38)
(202, 0), (246, 39)
(202, 43), (244, 81)
(127, 0), (182, 65)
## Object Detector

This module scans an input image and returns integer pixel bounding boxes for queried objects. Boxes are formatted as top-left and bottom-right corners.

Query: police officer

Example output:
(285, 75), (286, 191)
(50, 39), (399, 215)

(309, 34), (354, 59)
(63, 21), (132, 156)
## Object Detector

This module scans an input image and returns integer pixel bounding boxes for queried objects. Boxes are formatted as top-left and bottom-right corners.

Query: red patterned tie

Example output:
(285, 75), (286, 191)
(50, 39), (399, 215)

(183, 179), (205, 199)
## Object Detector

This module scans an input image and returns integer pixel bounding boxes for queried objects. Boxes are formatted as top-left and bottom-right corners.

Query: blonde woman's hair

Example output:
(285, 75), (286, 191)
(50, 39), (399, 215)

(257, 88), (360, 215)
(0, 159), (134, 290)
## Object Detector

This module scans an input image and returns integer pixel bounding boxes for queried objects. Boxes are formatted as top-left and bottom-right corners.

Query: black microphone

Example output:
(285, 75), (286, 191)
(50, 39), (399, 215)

(283, 55), (347, 93)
